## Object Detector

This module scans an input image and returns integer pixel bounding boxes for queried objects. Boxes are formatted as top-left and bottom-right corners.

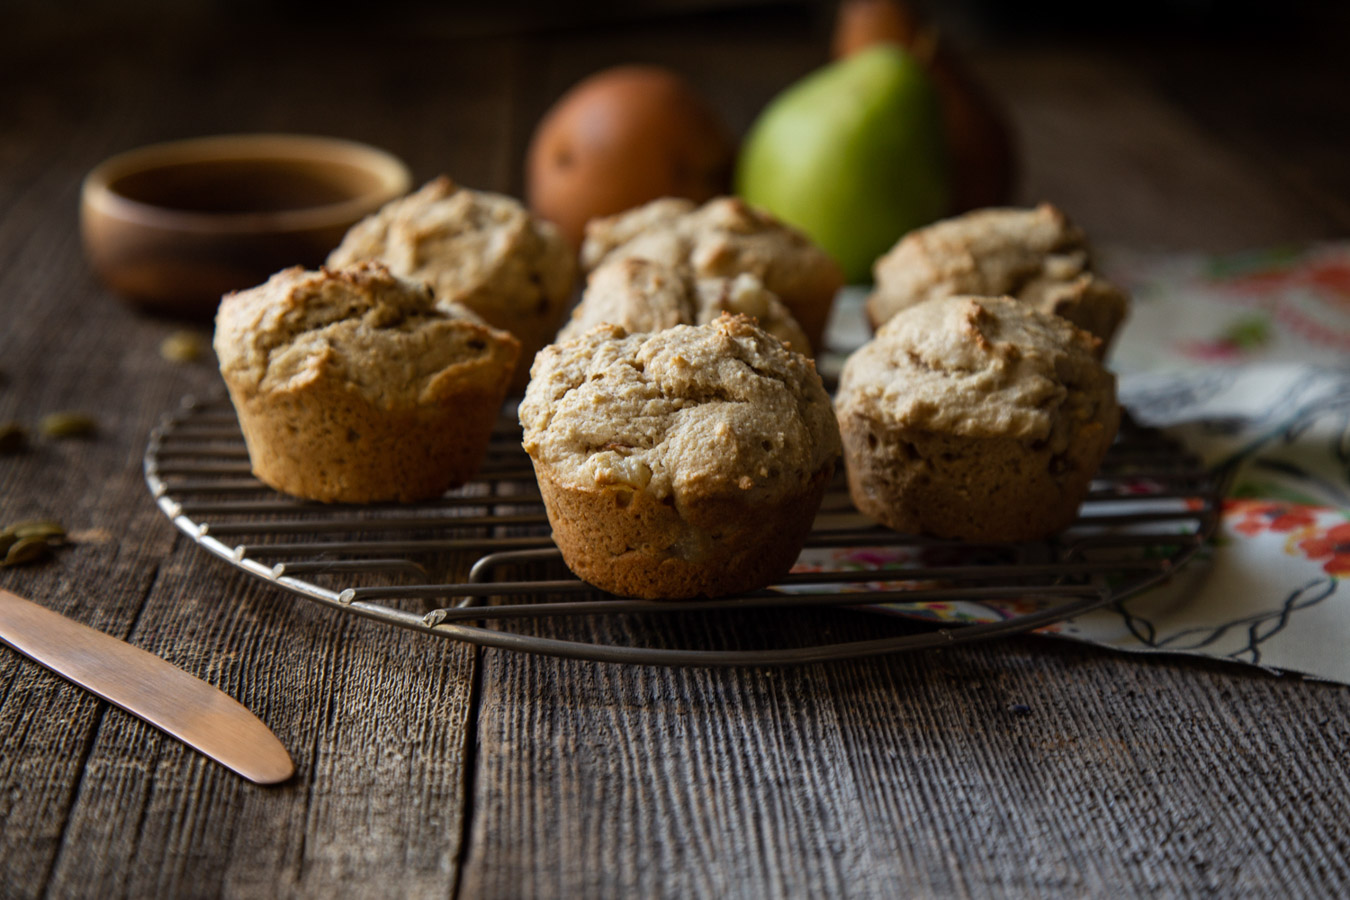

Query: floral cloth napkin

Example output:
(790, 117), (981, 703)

(813, 243), (1350, 681)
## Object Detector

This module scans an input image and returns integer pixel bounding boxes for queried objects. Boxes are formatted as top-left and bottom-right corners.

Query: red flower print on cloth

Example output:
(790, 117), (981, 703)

(1299, 522), (1350, 577)
(1216, 255), (1350, 300)
(1206, 250), (1350, 352)
(1230, 500), (1319, 537)
(1304, 260), (1350, 298)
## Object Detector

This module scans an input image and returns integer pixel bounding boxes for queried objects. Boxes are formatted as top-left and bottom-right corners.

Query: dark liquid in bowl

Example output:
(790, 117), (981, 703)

(110, 158), (383, 213)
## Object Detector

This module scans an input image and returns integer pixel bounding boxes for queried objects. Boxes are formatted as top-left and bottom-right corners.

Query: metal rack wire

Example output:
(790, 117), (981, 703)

(144, 393), (1223, 666)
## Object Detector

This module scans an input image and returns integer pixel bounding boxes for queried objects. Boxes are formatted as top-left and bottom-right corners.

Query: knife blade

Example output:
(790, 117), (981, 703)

(0, 587), (293, 785)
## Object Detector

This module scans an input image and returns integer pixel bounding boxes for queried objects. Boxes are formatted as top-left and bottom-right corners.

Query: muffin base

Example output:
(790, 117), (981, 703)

(840, 414), (1117, 542)
(228, 381), (505, 503)
(534, 463), (834, 600)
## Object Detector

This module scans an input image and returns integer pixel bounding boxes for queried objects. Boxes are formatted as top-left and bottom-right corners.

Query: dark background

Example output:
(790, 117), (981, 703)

(7, 0), (1348, 250)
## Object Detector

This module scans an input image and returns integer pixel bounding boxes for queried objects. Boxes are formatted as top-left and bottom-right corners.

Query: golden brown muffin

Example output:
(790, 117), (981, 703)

(520, 314), (841, 599)
(327, 176), (575, 393)
(579, 196), (844, 352)
(214, 262), (520, 503)
(836, 295), (1119, 541)
(557, 257), (812, 355)
(866, 204), (1129, 353)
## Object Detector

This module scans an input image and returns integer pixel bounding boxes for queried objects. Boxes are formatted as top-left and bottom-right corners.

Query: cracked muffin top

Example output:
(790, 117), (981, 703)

(580, 196), (840, 297)
(327, 176), (576, 330)
(837, 295), (1116, 445)
(557, 257), (811, 354)
(214, 262), (519, 404)
(578, 196), (843, 345)
(865, 204), (1129, 347)
(520, 314), (839, 503)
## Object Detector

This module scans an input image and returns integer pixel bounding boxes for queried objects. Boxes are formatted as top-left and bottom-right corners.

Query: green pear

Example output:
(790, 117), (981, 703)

(735, 45), (949, 283)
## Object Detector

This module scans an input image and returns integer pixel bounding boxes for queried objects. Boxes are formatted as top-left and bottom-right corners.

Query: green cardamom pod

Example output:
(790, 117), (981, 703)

(39, 411), (97, 438)
(160, 330), (208, 363)
(2, 536), (49, 567)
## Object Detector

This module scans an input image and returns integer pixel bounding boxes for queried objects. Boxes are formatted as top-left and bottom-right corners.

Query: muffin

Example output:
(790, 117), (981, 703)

(520, 314), (841, 599)
(579, 196), (844, 352)
(327, 176), (576, 393)
(836, 296), (1119, 541)
(557, 257), (812, 355)
(866, 204), (1129, 353)
(214, 262), (520, 503)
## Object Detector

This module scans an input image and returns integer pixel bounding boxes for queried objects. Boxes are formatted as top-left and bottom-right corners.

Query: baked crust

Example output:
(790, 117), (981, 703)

(328, 176), (575, 393)
(580, 196), (843, 350)
(521, 315), (840, 598)
(536, 460), (833, 599)
(866, 204), (1129, 353)
(229, 382), (507, 504)
(838, 418), (1113, 541)
(558, 257), (811, 355)
(215, 262), (520, 502)
(836, 295), (1119, 541)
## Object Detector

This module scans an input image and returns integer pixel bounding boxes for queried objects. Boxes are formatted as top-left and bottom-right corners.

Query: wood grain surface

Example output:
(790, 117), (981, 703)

(2, 3), (1349, 898)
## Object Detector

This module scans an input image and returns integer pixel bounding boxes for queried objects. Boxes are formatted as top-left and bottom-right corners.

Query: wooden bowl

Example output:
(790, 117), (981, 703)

(81, 134), (412, 318)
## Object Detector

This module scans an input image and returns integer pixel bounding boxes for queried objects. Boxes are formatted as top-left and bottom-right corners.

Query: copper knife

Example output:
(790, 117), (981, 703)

(0, 587), (293, 785)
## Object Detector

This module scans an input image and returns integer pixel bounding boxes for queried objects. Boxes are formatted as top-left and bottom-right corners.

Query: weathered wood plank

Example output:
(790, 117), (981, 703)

(0, 17), (503, 899)
(463, 611), (1350, 898)
(0, 143), (208, 900)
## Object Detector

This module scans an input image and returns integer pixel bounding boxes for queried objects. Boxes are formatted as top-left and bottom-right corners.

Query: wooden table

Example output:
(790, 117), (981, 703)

(3, 4), (1349, 897)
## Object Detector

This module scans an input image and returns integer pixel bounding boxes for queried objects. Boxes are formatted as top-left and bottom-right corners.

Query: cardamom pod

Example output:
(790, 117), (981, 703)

(12, 519), (65, 541)
(160, 330), (208, 363)
(39, 411), (97, 438)
(2, 536), (49, 567)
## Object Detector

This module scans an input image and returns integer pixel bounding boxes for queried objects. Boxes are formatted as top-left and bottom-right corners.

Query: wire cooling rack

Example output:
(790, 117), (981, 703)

(144, 393), (1223, 666)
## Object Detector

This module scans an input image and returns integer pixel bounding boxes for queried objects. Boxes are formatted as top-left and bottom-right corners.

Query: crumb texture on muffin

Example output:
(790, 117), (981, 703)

(215, 262), (519, 502)
(843, 293), (1110, 442)
(523, 315), (836, 502)
(327, 176), (576, 391)
(866, 204), (1129, 349)
(558, 257), (811, 354)
(579, 196), (842, 348)
(215, 263), (515, 400)
(521, 314), (840, 598)
(836, 295), (1119, 541)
